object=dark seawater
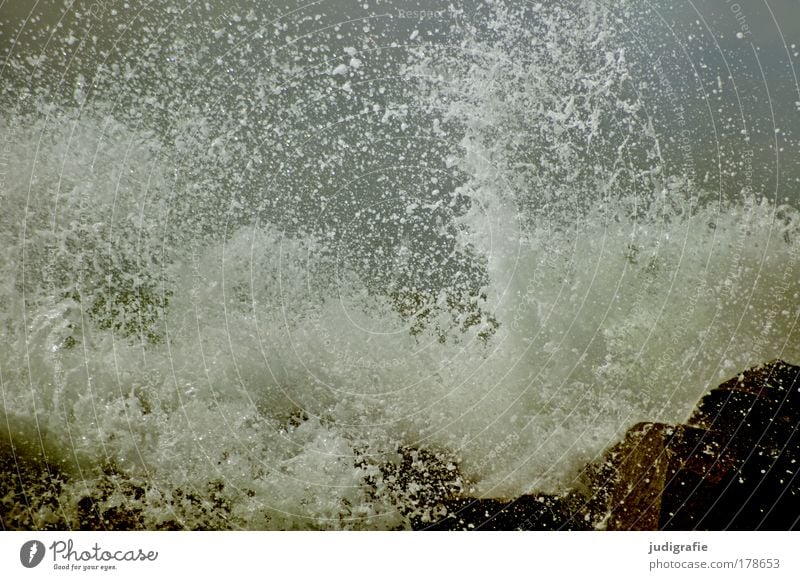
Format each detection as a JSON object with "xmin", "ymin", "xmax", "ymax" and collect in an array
[{"xmin": 1, "ymin": 0, "xmax": 799, "ymax": 529}]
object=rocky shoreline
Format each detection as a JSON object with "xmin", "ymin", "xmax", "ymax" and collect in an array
[
  {"xmin": 2, "ymin": 360, "xmax": 798, "ymax": 530},
  {"xmin": 419, "ymin": 360, "xmax": 800, "ymax": 530}
]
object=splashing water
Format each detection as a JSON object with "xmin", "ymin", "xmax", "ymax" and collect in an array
[{"xmin": 1, "ymin": 0, "xmax": 799, "ymax": 529}]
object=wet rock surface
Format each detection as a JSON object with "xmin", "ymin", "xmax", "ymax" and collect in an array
[
  {"xmin": 661, "ymin": 359, "xmax": 799, "ymax": 530},
  {"xmin": 591, "ymin": 360, "xmax": 800, "ymax": 530},
  {"xmin": 417, "ymin": 492, "xmax": 592, "ymax": 531},
  {"xmin": 421, "ymin": 360, "xmax": 800, "ymax": 531}
]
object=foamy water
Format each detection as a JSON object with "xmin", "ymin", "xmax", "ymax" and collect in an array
[{"xmin": 1, "ymin": 0, "xmax": 799, "ymax": 529}]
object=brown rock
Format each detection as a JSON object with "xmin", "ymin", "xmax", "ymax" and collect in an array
[
  {"xmin": 601, "ymin": 422, "xmax": 671, "ymax": 530},
  {"xmin": 598, "ymin": 360, "xmax": 800, "ymax": 530}
]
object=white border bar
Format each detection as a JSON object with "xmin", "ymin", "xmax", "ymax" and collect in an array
[{"xmin": 2, "ymin": 531, "xmax": 798, "ymax": 579}]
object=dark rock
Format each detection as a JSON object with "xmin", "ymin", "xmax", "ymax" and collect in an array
[
  {"xmin": 375, "ymin": 446, "xmax": 468, "ymax": 528},
  {"xmin": 415, "ymin": 492, "xmax": 592, "ymax": 530},
  {"xmin": 420, "ymin": 360, "xmax": 800, "ymax": 531},
  {"xmin": 0, "ymin": 414, "xmax": 71, "ymax": 530},
  {"xmin": 663, "ymin": 360, "xmax": 800, "ymax": 530},
  {"xmin": 597, "ymin": 360, "xmax": 800, "ymax": 530},
  {"xmin": 1, "ymin": 412, "xmax": 231, "ymax": 530},
  {"xmin": 586, "ymin": 421, "xmax": 674, "ymax": 530},
  {"xmin": 75, "ymin": 465, "xmax": 148, "ymax": 531}
]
